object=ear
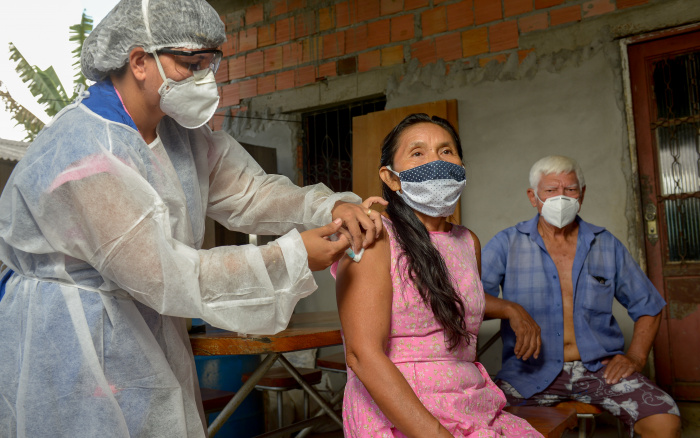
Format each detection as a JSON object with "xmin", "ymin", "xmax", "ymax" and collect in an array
[
  {"xmin": 379, "ymin": 166, "xmax": 401, "ymax": 192},
  {"xmin": 526, "ymin": 188, "xmax": 538, "ymax": 208},
  {"xmin": 579, "ymin": 186, "xmax": 586, "ymax": 206},
  {"xmin": 128, "ymin": 47, "xmax": 150, "ymax": 82}
]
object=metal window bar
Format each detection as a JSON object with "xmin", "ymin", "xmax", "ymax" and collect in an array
[
  {"xmin": 302, "ymin": 98, "xmax": 386, "ymax": 192},
  {"xmin": 651, "ymin": 52, "xmax": 700, "ymax": 262}
]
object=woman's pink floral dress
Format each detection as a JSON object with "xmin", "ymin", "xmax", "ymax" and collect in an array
[{"xmin": 341, "ymin": 216, "xmax": 542, "ymax": 437}]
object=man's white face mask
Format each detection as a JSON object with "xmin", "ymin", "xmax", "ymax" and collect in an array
[
  {"xmin": 153, "ymin": 54, "xmax": 220, "ymax": 129},
  {"xmin": 537, "ymin": 194, "xmax": 580, "ymax": 228}
]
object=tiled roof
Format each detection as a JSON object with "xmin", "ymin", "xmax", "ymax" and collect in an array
[{"xmin": 0, "ymin": 137, "xmax": 29, "ymax": 162}]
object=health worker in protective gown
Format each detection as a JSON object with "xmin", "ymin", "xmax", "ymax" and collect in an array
[{"xmin": 0, "ymin": 0, "xmax": 385, "ymax": 436}]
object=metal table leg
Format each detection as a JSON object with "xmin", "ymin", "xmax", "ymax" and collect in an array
[{"xmin": 208, "ymin": 353, "xmax": 280, "ymax": 437}]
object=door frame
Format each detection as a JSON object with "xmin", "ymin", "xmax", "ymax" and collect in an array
[{"xmin": 621, "ymin": 23, "xmax": 700, "ymax": 397}]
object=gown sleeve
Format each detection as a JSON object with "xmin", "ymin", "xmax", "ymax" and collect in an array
[
  {"xmin": 37, "ymin": 126, "xmax": 359, "ymax": 335},
  {"xmin": 205, "ymin": 130, "xmax": 361, "ymax": 235}
]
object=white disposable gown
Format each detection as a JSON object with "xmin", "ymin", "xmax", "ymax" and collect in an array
[{"xmin": 0, "ymin": 94, "xmax": 360, "ymax": 436}]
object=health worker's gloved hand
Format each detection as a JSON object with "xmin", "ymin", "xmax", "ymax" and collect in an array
[{"xmin": 301, "ymin": 219, "xmax": 351, "ymax": 271}]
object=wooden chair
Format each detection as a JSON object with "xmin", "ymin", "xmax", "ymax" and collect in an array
[
  {"xmin": 242, "ymin": 366, "xmax": 322, "ymax": 430},
  {"xmin": 505, "ymin": 405, "xmax": 577, "ymax": 438},
  {"xmin": 555, "ymin": 401, "xmax": 623, "ymax": 438},
  {"xmin": 316, "ymin": 351, "xmax": 347, "ymax": 374},
  {"xmin": 478, "ymin": 332, "xmax": 622, "ymax": 438}
]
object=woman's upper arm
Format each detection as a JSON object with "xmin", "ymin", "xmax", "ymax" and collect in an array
[
  {"xmin": 469, "ymin": 229, "xmax": 482, "ymax": 278},
  {"xmin": 335, "ymin": 231, "xmax": 393, "ymax": 357}
]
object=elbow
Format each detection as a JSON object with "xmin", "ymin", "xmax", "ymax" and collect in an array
[{"xmin": 345, "ymin": 345, "xmax": 384, "ymax": 377}]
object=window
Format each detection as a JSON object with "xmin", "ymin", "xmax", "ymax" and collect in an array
[{"xmin": 302, "ymin": 97, "xmax": 386, "ymax": 192}]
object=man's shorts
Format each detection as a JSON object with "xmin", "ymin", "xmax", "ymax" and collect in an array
[{"xmin": 496, "ymin": 361, "xmax": 680, "ymax": 437}]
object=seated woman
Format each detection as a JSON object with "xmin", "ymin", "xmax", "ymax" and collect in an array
[{"xmin": 334, "ymin": 113, "xmax": 542, "ymax": 437}]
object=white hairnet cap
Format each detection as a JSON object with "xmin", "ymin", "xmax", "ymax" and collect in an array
[{"xmin": 81, "ymin": 0, "xmax": 226, "ymax": 81}]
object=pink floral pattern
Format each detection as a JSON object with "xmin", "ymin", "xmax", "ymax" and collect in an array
[{"xmin": 342, "ymin": 217, "xmax": 542, "ymax": 437}]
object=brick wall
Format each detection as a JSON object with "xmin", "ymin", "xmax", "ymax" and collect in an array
[{"xmin": 212, "ymin": 0, "xmax": 650, "ymax": 130}]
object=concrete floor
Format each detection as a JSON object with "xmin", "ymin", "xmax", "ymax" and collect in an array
[{"xmin": 307, "ymin": 402, "xmax": 700, "ymax": 437}]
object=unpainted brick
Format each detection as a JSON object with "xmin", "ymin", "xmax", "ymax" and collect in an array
[
  {"xmin": 338, "ymin": 56, "xmax": 358, "ymax": 75},
  {"xmin": 276, "ymin": 70, "xmax": 295, "ymax": 90},
  {"xmin": 535, "ymin": 0, "xmax": 564, "ymax": 9},
  {"xmin": 550, "ymin": 5, "xmax": 581, "ymax": 26},
  {"xmin": 295, "ymin": 65, "xmax": 316, "ymax": 87},
  {"xmin": 519, "ymin": 13, "xmax": 548, "ymax": 33},
  {"xmin": 368, "ymin": 18, "xmax": 391, "ymax": 47},
  {"xmin": 246, "ymin": 51, "xmax": 264, "ymax": 76},
  {"xmin": 257, "ymin": 75, "xmax": 276, "ymax": 95},
  {"xmin": 345, "ymin": 25, "xmax": 368, "ymax": 53},
  {"xmin": 583, "ymin": 0, "xmax": 616, "ymax": 18},
  {"xmin": 421, "ymin": 6, "xmax": 447, "ymax": 37},
  {"xmin": 381, "ymin": 0, "xmax": 403, "ymax": 16},
  {"xmin": 474, "ymin": 0, "xmax": 502, "ymax": 25},
  {"xmin": 504, "ymin": 0, "xmax": 533, "ymax": 17},
  {"xmin": 229, "ymin": 57, "xmax": 246, "ymax": 80},
  {"xmin": 246, "ymin": 4, "xmax": 263, "ymax": 26},
  {"xmin": 435, "ymin": 32, "xmax": 462, "ymax": 62},
  {"xmin": 258, "ymin": 24, "xmax": 275, "ymax": 48},
  {"xmin": 461, "ymin": 27, "xmax": 488, "ymax": 57},
  {"xmin": 447, "ymin": 0, "xmax": 474, "ymax": 31},
  {"xmin": 411, "ymin": 39, "xmax": 436, "ymax": 65},
  {"xmin": 391, "ymin": 14, "xmax": 415, "ymax": 42},
  {"xmin": 358, "ymin": 49, "xmax": 381, "ymax": 72},
  {"xmin": 489, "ymin": 20, "xmax": 519, "ymax": 52},
  {"xmin": 381, "ymin": 45, "xmax": 404, "ymax": 66}
]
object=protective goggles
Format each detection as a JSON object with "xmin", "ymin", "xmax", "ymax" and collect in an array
[{"xmin": 156, "ymin": 48, "xmax": 223, "ymax": 74}]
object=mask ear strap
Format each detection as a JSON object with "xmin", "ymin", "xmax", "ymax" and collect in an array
[
  {"xmin": 151, "ymin": 53, "xmax": 170, "ymax": 89},
  {"xmin": 534, "ymin": 190, "xmax": 544, "ymax": 204},
  {"xmin": 384, "ymin": 165, "xmax": 402, "ymax": 193},
  {"xmin": 141, "ymin": 0, "xmax": 170, "ymax": 88}
]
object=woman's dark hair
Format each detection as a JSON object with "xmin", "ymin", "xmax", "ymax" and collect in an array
[{"xmin": 380, "ymin": 113, "xmax": 469, "ymax": 350}]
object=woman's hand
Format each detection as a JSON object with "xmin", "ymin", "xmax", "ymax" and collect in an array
[{"xmin": 331, "ymin": 196, "xmax": 388, "ymax": 253}]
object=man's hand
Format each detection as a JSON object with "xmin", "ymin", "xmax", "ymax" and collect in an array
[
  {"xmin": 602, "ymin": 353, "xmax": 645, "ymax": 384},
  {"xmin": 505, "ymin": 302, "xmax": 541, "ymax": 361},
  {"xmin": 301, "ymin": 219, "xmax": 351, "ymax": 271},
  {"xmin": 331, "ymin": 197, "xmax": 388, "ymax": 254}
]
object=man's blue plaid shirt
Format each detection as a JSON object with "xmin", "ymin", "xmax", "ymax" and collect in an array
[{"xmin": 481, "ymin": 214, "xmax": 666, "ymax": 399}]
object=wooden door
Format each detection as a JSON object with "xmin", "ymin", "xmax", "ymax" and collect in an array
[
  {"xmin": 352, "ymin": 100, "xmax": 460, "ymax": 224},
  {"xmin": 629, "ymin": 29, "xmax": 700, "ymax": 400}
]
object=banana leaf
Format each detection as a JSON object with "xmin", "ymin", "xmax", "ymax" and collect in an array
[
  {"xmin": 69, "ymin": 11, "xmax": 92, "ymax": 93},
  {"xmin": 0, "ymin": 83, "xmax": 44, "ymax": 141}
]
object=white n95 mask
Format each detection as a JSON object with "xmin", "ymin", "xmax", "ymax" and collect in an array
[
  {"xmin": 153, "ymin": 54, "xmax": 220, "ymax": 129},
  {"xmin": 539, "ymin": 195, "xmax": 580, "ymax": 228},
  {"xmin": 389, "ymin": 160, "xmax": 466, "ymax": 217}
]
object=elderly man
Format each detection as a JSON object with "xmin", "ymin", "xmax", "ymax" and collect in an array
[{"xmin": 481, "ymin": 156, "xmax": 681, "ymax": 437}]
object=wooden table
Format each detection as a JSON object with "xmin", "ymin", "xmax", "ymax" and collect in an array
[
  {"xmin": 190, "ymin": 311, "xmax": 343, "ymax": 437},
  {"xmin": 505, "ymin": 405, "xmax": 578, "ymax": 438}
]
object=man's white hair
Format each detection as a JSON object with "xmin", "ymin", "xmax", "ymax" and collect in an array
[{"xmin": 529, "ymin": 155, "xmax": 586, "ymax": 190}]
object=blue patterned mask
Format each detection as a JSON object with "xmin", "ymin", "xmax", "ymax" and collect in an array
[{"xmin": 388, "ymin": 160, "xmax": 466, "ymax": 217}]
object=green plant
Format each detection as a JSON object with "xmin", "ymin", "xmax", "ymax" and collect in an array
[{"xmin": 0, "ymin": 11, "xmax": 92, "ymax": 141}]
